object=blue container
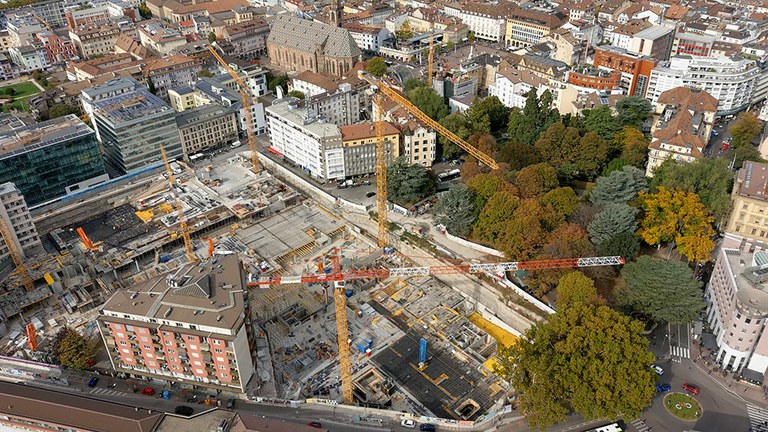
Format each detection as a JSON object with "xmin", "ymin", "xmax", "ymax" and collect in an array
[{"xmin": 345, "ymin": 289, "xmax": 354, "ymax": 298}]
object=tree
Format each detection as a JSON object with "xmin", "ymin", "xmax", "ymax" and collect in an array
[
  {"xmin": 730, "ymin": 111, "xmax": 764, "ymax": 148},
  {"xmin": 473, "ymin": 190, "xmax": 520, "ymax": 243},
  {"xmin": 616, "ymin": 96, "xmax": 653, "ymax": 129},
  {"xmin": 613, "ymin": 126, "xmax": 649, "ymax": 167},
  {"xmin": 468, "ymin": 31, "xmax": 475, "ymax": 43},
  {"xmin": 734, "ymin": 144, "xmax": 764, "ymax": 170},
  {"xmin": 138, "ymin": 2, "xmax": 152, "ymax": 19},
  {"xmin": 468, "ymin": 132, "xmax": 498, "ymax": 159},
  {"xmin": 439, "ymin": 113, "xmax": 473, "ymax": 159},
  {"xmin": 365, "ymin": 56, "xmax": 387, "ymax": 78},
  {"xmin": 197, "ymin": 69, "xmax": 213, "ymax": 78},
  {"xmin": 207, "ymin": 31, "xmax": 217, "ymax": 42},
  {"xmin": 499, "ymin": 140, "xmax": 540, "ymax": 170},
  {"xmin": 495, "ymin": 303, "xmax": 655, "ymax": 429},
  {"xmin": 587, "ymin": 203, "xmax": 639, "ymax": 245},
  {"xmin": 507, "ymin": 89, "xmax": 559, "ymax": 145},
  {"xmin": 534, "ymin": 123, "xmax": 610, "ymax": 180},
  {"xmin": 597, "ymin": 231, "xmax": 641, "ymax": 262},
  {"xmin": 466, "ymin": 173, "xmax": 513, "ymax": 212},
  {"xmin": 408, "ymin": 86, "xmax": 448, "ymax": 121},
  {"xmin": 650, "ymin": 158, "xmax": 732, "ymax": 224},
  {"xmin": 497, "ymin": 199, "xmax": 560, "ymax": 260},
  {"xmin": 446, "ymin": 40, "xmax": 454, "ymax": 50},
  {"xmin": 515, "ymin": 163, "xmax": 559, "ymax": 198},
  {"xmin": 433, "ymin": 184, "xmax": 475, "ymax": 236},
  {"xmin": 395, "ymin": 21, "xmax": 413, "ymax": 40},
  {"xmin": 637, "ymin": 187, "xmax": 716, "ymax": 263},
  {"xmin": 287, "ymin": 90, "xmax": 305, "ymax": 99},
  {"xmin": 404, "ymin": 78, "xmax": 426, "ymax": 93},
  {"xmin": 267, "ymin": 73, "xmax": 289, "ymax": 93},
  {"xmin": 387, "ymin": 157, "xmax": 436, "ymax": 206},
  {"xmin": 555, "ymin": 271, "xmax": 601, "ymax": 309},
  {"xmin": 541, "ymin": 187, "xmax": 578, "ymax": 217},
  {"xmin": 466, "ymin": 96, "xmax": 510, "ymax": 133},
  {"xmin": 46, "ymin": 103, "xmax": 79, "ymax": 120},
  {"xmin": 619, "ymin": 256, "xmax": 704, "ymax": 324},
  {"xmin": 601, "ymin": 158, "xmax": 631, "ymax": 176},
  {"xmin": 590, "ymin": 165, "xmax": 647, "ymax": 204},
  {"xmin": 6, "ymin": 87, "xmax": 15, "ymax": 96},
  {"xmin": 146, "ymin": 76, "xmax": 156, "ymax": 95},
  {"xmin": 582, "ymin": 106, "xmax": 619, "ymax": 140},
  {"xmin": 54, "ymin": 327, "xmax": 98, "ymax": 370},
  {"xmin": 529, "ymin": 223, "xmax": 595, "ymax": 295}
]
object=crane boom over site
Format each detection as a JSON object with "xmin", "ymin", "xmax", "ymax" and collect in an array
[
  {"xmin": 357, "ymin": 70, "xmax": 500, "ymax": 170},
  {"xmin": 248, "ymin": 255, "xmax": 625, "ymax": 286},
  {"xmin": 159, "ymin": 144, "xmax": 196, "ymax": 263}
]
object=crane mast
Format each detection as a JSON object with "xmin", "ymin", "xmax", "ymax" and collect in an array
[
  {"xmin": 427, "ymin": 33, "xmax": 434, "ymax": 88},
  {"xmin": 159, "ymin": 144, "xmax": 196, "ymax": 263},
  {"xmin": 373, "ymin": 94, "xmax": 389, "ymax": 248}
]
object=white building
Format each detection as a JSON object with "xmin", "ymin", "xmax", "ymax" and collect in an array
[
  {"xmin": 488, "ymin": 66, "xmax": 546, "ymax": 109},
  {"xmin": 0, "ymin": 182, "xmax": 42, "ymax": 264},
  {"xmin": 401, "ymin": 121, "xmax": 436, "ymax": 167},
  {"xmin": 8, "ymin": 45, "xmax": 48, "ymax": 72},
  {"xmin": 346, "ymin": 23, "xmax": 389, "ymax": 52},
  {"xmin": 265, "ymin": 99, "xmax": 343, "ymax": 180},
  {"xmin": 442, "ymin": 1, "xmax": 514, "ymax": 43},
  {"xmin": 646, "ymin": 56, "xmax": 761, "ymax": 116}
]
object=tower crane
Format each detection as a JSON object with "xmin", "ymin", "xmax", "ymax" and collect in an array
[
  {"xmin": 207, "ymin": 45, "xmax": 260, "ymax": 171},
  {"xmin": 427, "ymin": 33, "xmax": 434, "ymax": 88},
  {"xmin": 0, "ymin": 217, "xmax": 34, "ymax": 292},
  {"xmin": 248, "ymin": 252, "xmax": 624, "ymax": 405},
  {"xmin": 159, "ymin": 144, "xmax": 195, "ymax": 263},
  {"xmin": 373, "ymin": 95, "xmax": 388, "ymax": 248}
]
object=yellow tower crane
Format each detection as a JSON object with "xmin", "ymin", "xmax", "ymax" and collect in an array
[
  {"xmin": 373, "ymin": 95, "xmax": 389, "ymax": 248},
  {"xmin": 427, "ymin": 33, "xmax": 434, "ymax": 88},
  {"xmin": 207, "ymin": 45, "xmax": 261, "ymax": 172},
  {"xmin": 159, "ymin": 144, "xmax": 195, "ymax": 263},
  {"xmin": 0, "ymin": 218, "xmax": 34, "ymax": 292}
]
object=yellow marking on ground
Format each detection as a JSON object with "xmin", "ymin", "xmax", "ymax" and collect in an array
[
  {"xmin": 316, "ymin": 205, "xmax": 339, "ymax": 220},
  {"xmin": 482, "ymin": 356, "xmax": 500, "ymax": 375},
  {"xmin": 489, "ymin": 382, "xmax": 504, "ymax": 396},
  {"xmin": 468, "ymin": 312, "xmax": 518, "ymax": 348},
  {"xmin": 411, "ymin": 363, "xmax": 455, "ymax": 399}
]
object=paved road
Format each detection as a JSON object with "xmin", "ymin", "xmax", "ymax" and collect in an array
[{"xmin": 667, "ymin": 323, "xmax": 691, "ymax": 361}]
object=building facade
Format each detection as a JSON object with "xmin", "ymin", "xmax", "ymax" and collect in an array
[
  {"xmin": 593, "ymin": 45, "xmax": 657, "ymax": 97},
  {"xmin": 223, "ymin": 18, "xmax": 269, "ymax": 59},
  {"xmin": 92, "ymin": 88, "xmax": 184, "ymax": 173},
  {"xmin": 443, "ymin": 1, "xmax": 514, "ymax": 43},
  {"xmin": 0, "ymin": 182, "xmax": 42, "ymax": 269},
  {"xmin": 98, "ymin": 254, "xmax": 256, "ymax": 392},
  {"xmin": 705, "ymin": 232, "xmax": 768, "ymax": 378},
  {"xmin": 672, "ymin": 32, "xmax": 716, "ymax": 58},
  {"xmin": 144, "ymin": 54, "xmax": 203, "ymax": 99},
  {"xmin": 69, "ymin": 23, "xmax": 121, "ymax": 58},
  {"xmin": 726, "ymin": 161, "xmax": 768, "ymax": 242},
  {"xmin": 175, "ymin": 105, "xmax": 238, "ymax": 156},
  {"xmin": 504, "ymin": 8, "xmax": 565, "ymax": 48},
  {"xmin": 0, "ymin": 115, "xmax": 107, "ymax": 206},
  {"xmin": 646, "ymin": 56, "xmax": 760, "ymax": 116},
  {"xmin": 488, "ymin": 66, "xmax": 545, "ymax": 109},
  {"xmin": 339, "ymin": 121, "xmax": 400, "ymax": 177},
  {"xmin": 630, "ymin": 26, "xmax": 674, "ymax": 61},
  {"xmin": 400, "ymin": 121, "xmax": 436, "ymax": 167}
]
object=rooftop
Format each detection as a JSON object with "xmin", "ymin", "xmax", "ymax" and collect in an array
[
  {"xmin": 94, "ymin": 88, "xmax": 174, "ymax": 124},
  {"xmin": 723, "ymin": 246, "xmax": 768, "ymax": 318},
  {"xmin": 266, "ymin": 99, "xmax": 340, "ymax": 139},
  {"xmin": 657, "ymin": 86, "xmax": 718, "ymax": 113},
  {"xmin": 102, "ymin": 254, "xmax": 247, "ymax": 332},
  {"xmin": 267, "ymin": 14, "xmax": 361, "ymax": 59},
  {"xmin": 0, "ymin": 114, "xmax": 95, "ymax": 160},
  {"xmin": 736, "ymin": 161, "xmax": 768, "ymax": 201},
  {"xmin": 340, "ymin": 121, "xmax": 399, "ymax": 141},
  {"xmin": 175, "ymin": 104, "xmax": 236, "ymax": 129},
  {"xmin": 634, "ymin": 25, "xmax": 673, "ymax": 40}
]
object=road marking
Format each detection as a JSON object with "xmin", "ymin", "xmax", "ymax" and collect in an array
[
  {"xmin": 747, "ymin": 403, "xmax": 768, "ymax": 431},
  {"xmin": 629, "ymin": 418, "xmax": 651, "ymax": 432},
  {"xmin": 90, "ymin": 388, "xmax": 129, "ymax": 397},
  {"xmin": 670, "ymin": 345, "xmax": 690, "ymax": 359}
]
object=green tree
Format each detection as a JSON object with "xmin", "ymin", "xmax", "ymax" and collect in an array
[
  {"xmin": 55, "ymin": 327, "xmax": 98, "ymax": 370},
  {"xmin": 407, "ymin": 86, "xmax": 448, "ymax": 121},
  {"xmin": 597, "ymin": 231, "xmax": 641, "ymax": 262},
  {"xmin": 495, "ymin": 303, "xmax": 655, "ymax": 429},
  {"xmin": 535, "ymin": 123, "xmax": 609, "ymax": 180},
  {"xmin": 197, "ymin": 69, "xmax": 213, "ymax": 78},
  {"xmin": 497, "ymin": 198, "xmax": 561, "ymax": 259},
  {"xmin": 466, "ymin": 96, "xmax": 510, "ymax": 133},
  {"xmin": 395, "ymin": 21, "xmax": 413, "ymax": 40},
  {"xmin": 473, "ymin": 190, "xmax": 520, "ymax": 243},
  {"xmin": 619, "ymin": 256, "xmax": 704, "ymax": 324},
  {"xmin": 730, "ymin": 111, "xmax": 764, "ymax": 148},
  {"xmin": 507, "ymin": 89, "xmax": 559, "ymax": 145},
  {"xmin": 734, "ymin": 144, "xmax": 764, "ymax": 170},
  {"xmin": 46, "ymin": 103, "xmax": 79, "ymax": 120},
  {"xmin": 590, "ymin": 165, "xmax": 647, "ymax": 204},
  {"xmin": 650, "ymin": 158, "xmax": 733, "ymax": 224},
  {"xmin": 499, "ymin": 140, "xmax": 541, "ymax": 170},
  {"xmin": 541, "ymin": 187, "xmax": 578, "ymax": 217},
  {"xmin": 146, "ymin": 76, "xmax": 156, "ymax": 95},
  {"xmin": 468, "ymin": 31, "xmax": 475, "ymax": 42},
  {"xmin": 466, "ymin": 173, "xmax": 513, "ymax": 212},
  {"xmin": 433, "ymin": 184, "xmax": 475, "ymax": 236},
  {"xmin": 515, "ymin": 162, "xmax": 558, "ymax": 198},
  {"xmin": 587, "ymin": 203, "xmax": 638, "ymax": 245},
  {"xmin": 601, "ymin": 158, "xmax": 631, "ymax": 176},
  {"xmin": 6, "ymin": 87, "xmax": 15, "ymax": 96},
  {"xmin": 404, "ymin": 78, "xmax": 426, "ymax": 93},
  {"xmin": 267, "ymin": 73, "xmax": 289, "ymax": 93},
  {"xmin": 207, "ymin": 31, "xmax": 217, "ymax": 42},
  {"xmin": 287, "ymin": 90, "xmax": 305, "ymax": 99},
  {"xmin": 138, "ymin": 2, "xmax": 152, "ymax": 19},
  {"xmin": 446, "ymin": 40, "xmax": 454, "ymax": 50},
  {"xmin": 365, "ymin": 56, "xmax": 387, "ymax": 78},
  {"xmin": 439, "ymin": 113, "xmax": 473, "ymax": 159},
  {"xmin": 582, "ymin": 106, "xmax": 619, "ymax": 140},
  {"xmin": 613, "ymin": 127, "xmax": 649, "ymax": 167},
  {"xmin": 387, "ymin": 157, "xmax": 436, "ymax": 206},
  {"xmin": 555, "ymin": 271, "xmax": 601, "ymax": 309},
  {"xmin": 616, "ymin": 96, "xmax": 653, "ymax": 129}
]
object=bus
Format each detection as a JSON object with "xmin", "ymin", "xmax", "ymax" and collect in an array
[
  {"xmin": 437, "ymin": 168, "xmax": 461, "ymax": 182},
  {"xmin": 584, "ymin": 422, "xmax": 625, "ymax": 432}
]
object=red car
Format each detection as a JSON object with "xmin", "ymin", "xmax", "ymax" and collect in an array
[
  {"xmin": 141, "ymin": 387, "xmax": 156, "ymax": 396},
  {"xmin": 308, "ymin": 422, "xmax": 322, "ymax": 428},
  {"xmin": 683, "ymin": 383, "xmax": 699, "ymax": 395}
]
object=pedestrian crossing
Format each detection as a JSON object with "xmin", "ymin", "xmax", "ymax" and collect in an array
[
  {"xmin": 747, "ymin": 403, "xmax": 768, "ymax": 432},
  {"xmin": 670, "ymin": 345, "xmax": 690, "ymax": 359},
  {"xmin": 89, "ymin": 387, "xmax": 129, "ymax": 397},
  {"xmin": 629, "ymin": 418, "xmax": 651, "ymax": 432}
]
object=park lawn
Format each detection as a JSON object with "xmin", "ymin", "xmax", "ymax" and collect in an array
[{"xmin": 0, "ymin": 82, "xmax": 40, "ymax": 98}]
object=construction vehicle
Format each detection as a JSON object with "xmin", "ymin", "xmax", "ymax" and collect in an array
[
  {"xmin": 249, "ymin": 252, "xmax": 624, "ymax": 404},
  {"xmin": 159, "ymin": 144, "xmax": 195, "ymax": 263},
  {"xmin": 207, "ymin": 45, "xmax": 260, "ymax": 171},
  {"xmin": 26, "ymin": 322, "xmax": 37, "ymax": 351}
]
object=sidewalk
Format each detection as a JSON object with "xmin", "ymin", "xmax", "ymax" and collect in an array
[{"xmin": 690, "ymin": 341, "xmax": 766, "ymax": 405}]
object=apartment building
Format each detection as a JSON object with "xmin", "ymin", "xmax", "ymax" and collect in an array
[
  {"xmin": 645, "ymin": 86, "xmax": 717, "ymax": 176},
  {"xmin": 672, "ymin": 32, "xmax": 716, "ymax": 58},
  {"xmin": 346, "ymin": 22, "xmax": 389, "ymax": 52},
  {"xmin": 144, "ymin": 54, "xmax": 202, "ymax": 99},
  {"xmin": 69, "ymin": 23, "xmax": 120, "ymax": 58},
  {"xmin": 504, "ymin": 8, "xmax": 565, "ymax": 48},
  {"xmin": 400, "ymin": 121, "xmax": 436, "ymax": 167},
  {"xmin": 92, "ymin": 87, "xmax": 183, "ymax": 174},
  {"xmin": 726, "ymin": 161, "xmax": 768, "ymax": 242},
  {"xmin": 65, "ymin": 5, "xmax": 110, "ymax": 30},
  {"xmin": 705, "ymin": 232, "xmax": 768, "ymax": 379},
  {"xmin": 0, "ymin": 182, "xmax": 42, "ymax": 268},
  {"xmin": 137, "ymin": 20, "xmax": 187, "ymax": 56},
  {"xmin": 222, "ymin": 18, "xmax": 269, "ymax": 59},
  {"xmin": 8, "ymin": 44, "xmax": 49, "ymax": 72},
  {"xmin": 176, "ymin": 105, "xmax": 238, "ymax": 156},
  {"xmin": 488, "ymin": 66, "xmax": 546, "ymax": 109},
  {"xmin": 0, "ymin": 115, "xmax": 107, "ymax": 206},
  {"xmin": 646, "ymin": 56, "xmax": 761, "ymax": 116},
  {"xmin": 6, "ymin": 14, "xmax": 46, "ymax": 46},
  {"xmin": 36, "ymin": 32, "xmax": 77, "ymax": 63},
  {"xmin": 593, "ymin": 45, "xmax": 657, "ymax": 97},
  {"xmin": 443, "ymin": 1, "xmax": 515, "ymax": 43},
  {"xmin": 289, "ymin": 71, "xmax": 368, "ymax": 126},
  {"xmin": 339, "ymin": 121, "xmax": 400, "ymax": 177},
  {"xmin": 192, "ymin": 74, "xmax": 267, "ymax": 136},
  {"xmin": 98, "ymin": 254, "xmax": 256, "ymax": 392},
  {"xmin": 630, "ymin": 26, "xmax": 674, "ymax": 61},
  {"xmin": 565, "ymin": 67, "xmax": 622, "ymax": 93}
]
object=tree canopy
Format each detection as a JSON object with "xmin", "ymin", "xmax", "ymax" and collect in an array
[
  {"xmin": 583, "ymin": 106, "xmax": 619, "ymax": 140},
  {"xmin": 408, "ymin": 87, "xmax": 449, "ymax": 121},
  {"xmin": 534, "ymin": 123, "xmax": 610, "ymax": 180},
  {"xmin": 730, "ymin": 111, "xmax": 764, "ymax": 148},
  {"xmin": 287, "ymin": 90, "xmax": 305, "ymax": 99},
  {"xmin": 587, "ymin": 203, "xmax": 639, "ymax": 245},
  {"xmin": 541, "ymin": 187, "xmax": 578, "ymax": 217},
  {"xmin": 619, "ymin": 256, "xmax": 704, "ymax": 324},
  {"xmin": 439, "ymin": 113, "xmax": 474, "ymax": 159},
  {"xmin": 466, "ymin": 96, "xmax": 510, "ymax": 133},
  {"xmin": 387, "ymin": 157, "xmax": 436, "ymax": 206},
  {"xmin": 473, "ymin": 190, "xmax": 520, "ymax": 244},
  {"xmin": 590, "ymin": 165, "xmax": 647, "ymax": 204},
  {"xmin": 365, "ymin": 57, "xmax": 387, "ymax": 78},
  {"xmin": 495, "ymin": 302, "xmax": 655, "ymax": 429},
  {"xmin": 616, "ymin": 96, "xmax": 653, "ymax": 129},
  {"xmin": 555, "ymin": 271, "xmax": 601, "ymax": 309},
  {"xmin": 499, "ymin": 140, "xmax": 541, "ymax": 171},
  {"xmin": 515, "ymin": 163, "xmax": 558, "ymax": 198},
  {"xmin": 613, "ymin": 127, "xmax": 649, "ymax": 167},
  {"xmin": 54, "ymin": 327, "xmax": 98, "ymax": 370},
  {"xmin": 404, "ymin": 78, "xmax": 426, "ymax": 93},
  {"xmin": 395, "ymin": 21, "xmax": 413, "ymax": 40},
  {"xmin": 597, "ymin": 231, "xmax": 641, "ymax": 262},
  {"xmin": 507, "ymin": 89, "xmax": 559, "ymax": 145},
  {"xmin": 433, "ymin": 184, "xmax": 475, "ymax": 236}
]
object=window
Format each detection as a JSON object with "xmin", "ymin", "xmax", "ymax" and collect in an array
[{"xmin": 746, "ymin": 318, "xmax": 752, "ymax": 324}]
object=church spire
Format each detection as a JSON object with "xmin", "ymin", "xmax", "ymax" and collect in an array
[{"xmin": 329, "ymin": 0, "xmax": 342, "ymax": 27}]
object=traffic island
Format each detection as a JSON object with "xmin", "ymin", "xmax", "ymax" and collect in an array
[{"xmin": 664, "ymin": 393, "xmax": 702, "ymax": 420}]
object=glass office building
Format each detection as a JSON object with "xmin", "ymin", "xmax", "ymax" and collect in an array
[{"xmin": 0, "ymin": 114, "xmax": 107, "ymax": 206}]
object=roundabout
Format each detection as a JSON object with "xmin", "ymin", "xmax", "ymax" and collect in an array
[{"xmin": 664, "ymin": 392, "xmax": 702, "ymax": 421}]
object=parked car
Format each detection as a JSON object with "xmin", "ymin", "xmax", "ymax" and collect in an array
[
  {"xmin": 683, "ymin": 383, "xmax": 699, "ymax": 395},
  {"xmin": 141, "ymin": 387, "xmax": 156, "ymax": 396},
  {"xmin": 308, "ymin": 422, "xmax": 323, "ymax": 428},
  {"xmin": 419, "ymin": 424, "xmax": 436, "ymax": 432},
  {"xmin": 651, "ymin": 365, "xmax": 664, "ymax": 375},
  {"xmin": 365, "ymin": 191, "xmax": 376, "ymax": 198},
  {"xmin": 174, "ymin": 405, "xmax": 194, "ymax": 416},
  {"xmin": 656, "ymin": 383, "xmax": 671, "ymax": 393},
  {"xmin": 401, "ymin": 419, "xmax": 416, "ymax": 428},
  {"xmin": 87, "ymin": 377, "xmax": 99, "ymax": 388}
]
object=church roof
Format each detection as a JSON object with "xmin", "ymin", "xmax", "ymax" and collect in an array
[{"xmin": 267, "ymin": 14, "xmax": 361, "ymax": 59}]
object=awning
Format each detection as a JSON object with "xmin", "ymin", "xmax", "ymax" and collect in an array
[
  {"xmin": 267, "ymin": 147, "xmax": 283, "ymax": 156},
  {"xmin": 702, "ymin": 332, "xmax": 718, "ymax": 351},
  {"xmin": 740, "ymin": 368, "xmax": 764, "ymax": 385}
]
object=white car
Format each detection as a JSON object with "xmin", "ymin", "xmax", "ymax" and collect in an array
[
  {"xmin": 401, "ymin": 419, "xmax": 416, "ymax": 428},
  {"xmin": 651, "ymin": 365, "xmax": 664, "ymax": 375}
]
